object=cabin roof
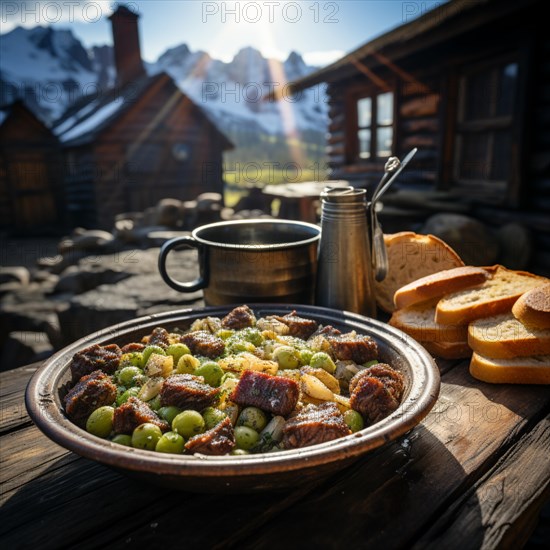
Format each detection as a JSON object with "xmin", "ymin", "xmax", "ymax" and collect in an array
[
  {"xmin": 279, "ymin": 0, "xmax": 536, "ymax": 95},
  {"xmin": 51, "ymin": 72, "xmax": 233, "ymax": 149}
]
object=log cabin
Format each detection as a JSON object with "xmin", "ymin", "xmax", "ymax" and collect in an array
[
  {"xmin": 284, "ymin": 0, "xmax": 550, "ymax": 275},
  {"xmin": 51, "ymin": 5, "xmax": 233, "ymax": 229},
  {"xmin": 0, "ymin": 100, "xmax": 63, "ymax": 233}
]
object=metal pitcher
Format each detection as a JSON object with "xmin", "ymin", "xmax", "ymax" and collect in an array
[{"xmin": 315, "ymin": 186, "xmax": 377, "ymax": 318}]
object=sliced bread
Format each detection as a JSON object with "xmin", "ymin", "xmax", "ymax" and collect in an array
[
  {"xmin": 512, "ymin": 283, "xmax": 550, "ymax": 329},
  {"xmin": 375, "ymin": 232, "xmax": 464, "ymax": 313},
  {"xmin": 421, "ymin": 340, "xmax": 472, "ymax": 360},
  {"xmin": 468, "ymin": 312, "xmax": 550, "ymax": 358},
  {"xmin": 393, "ymin": 266, "xmax": 489, "ymax": 309},
  {"xmin": 435, "ymin": 265, "xmax": 549, "ymax": 325},
  {"xmin": 470, "ymin": 352, "xmax": 550, "ymax": 384},
  {"xmin": 389, "ymin": 301, "xmax": 468, "ymax": 343}
]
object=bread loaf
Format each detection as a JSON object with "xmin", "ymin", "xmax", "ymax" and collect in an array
[
  {"xmin": 389, "ymin": 301, "xmax": 468, "ymax": 343},
  {"xmin": 375, "ymin": 232, "xmax": 464, "ymax": 313},
  {"xmin": 393, "ymin": 266, "xmax": 489, "ymax": 309},
  {"xmin": 435, "ymin": 266, "xmax": 548, "ymax": 325},
  {"xmin": 470, "ymin": 352, "xmax": 550, "ymax": 384},
  {"xmin": 512, "ymin": 283, "xmax": 550, "ymax": 329},
  {"xmin": 468, "ymin": 313, "xmax": 550, "ymax": 358}
]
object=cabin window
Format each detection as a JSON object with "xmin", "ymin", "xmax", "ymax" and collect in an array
[
  {"xmin": 126, "ymin": 143, "xmax": 163, "ymax": 173},
  {"xmin": 356, "ymin": 91, "xmax": 394, "ymax": 160},
  {"xmin": 454, "ymin": 60, "xmax": 519, "ymax": 191}
]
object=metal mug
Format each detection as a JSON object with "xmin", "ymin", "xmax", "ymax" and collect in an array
[{"xmin": 158, "ymin": 219, "xmax": 321, "ymax": 305}]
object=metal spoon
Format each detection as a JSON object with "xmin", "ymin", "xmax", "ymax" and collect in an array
[{"xmin": 370, "ymin": 148, "xmax": 418, "ymax": 282}]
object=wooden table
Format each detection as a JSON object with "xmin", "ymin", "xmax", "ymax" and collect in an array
[
  {"xmin": 1, "ymin": 358, "xmax": 549, "ymax": 548},
  {"xmin": 263, "ymin": 181, "xmax": 349, "ymax": 222}
]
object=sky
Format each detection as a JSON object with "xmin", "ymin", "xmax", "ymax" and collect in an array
[{"xmin": 0, "ymin": 0, "xmax": 444, "ymax": 65}]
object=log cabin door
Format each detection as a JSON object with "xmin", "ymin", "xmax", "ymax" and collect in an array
[{"xmin": 8, "ymin": 152, "xmax": 57, "ymax": 230}]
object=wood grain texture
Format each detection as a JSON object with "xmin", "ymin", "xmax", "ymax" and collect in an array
[{"xmin": 1, "ymin": 357, "xmax": 548, "ymax": 549}]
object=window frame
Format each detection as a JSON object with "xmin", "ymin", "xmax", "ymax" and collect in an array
[
  {"xmin": 449, "ymin": 50, "xmax": 528, "ymax": 206},
  {"xmin": 346, "ymin": 85, "xmax": 396, "ymax": 164}
]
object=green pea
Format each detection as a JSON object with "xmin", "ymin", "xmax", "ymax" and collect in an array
[
  {"xmin": 117, "ymin": 366, "xmax": 143, "ymax": 387},
  {"xmin": 363, "ymin": 359, "xmax": 379, "ymax": 368},
  {"xmin": 176, "ymin": 354, "xmax": 200, "ymax": 374},
  {"xmin": 310, "ymin": 352, "xmax": 337, "ymax": 374},
  {"xmin": 228, "ymin": 339, "xmax": 255, "ymax": 354},
  {"xmin": 166, "ymin": 343, "xmax": 190, "ymax": 363},
  {"xmin": 195, "ymin": 361, "xmax": 224, "ymax": 387},
  {"xmin": 120, "ymin": 352, "xmax": 143, "ymax": 367},
  {"xmin": 216, "ymin": 329, "xmax": 235, "ymax": 340},
  {"xmin": 299, "ymin": 349, "xmax": 314, "ymax": 365},
  {"xmin": 86, "ymin": 406, "xmax": 115, "ymax": 438},
  {"xmin": 148, "ymin": 395, "xmax": 162, "ymax": 411},
  {"xmin": 234, "ymin": 426, "xmax": 260, "ymax": 450},
  {"xmin": 112, "ymin": 434, "xmax": 132, "ymax": 447},
  {"xmin": 131, "ymin": 423, "xmax": 163, "ymax": 450},
  {"xmin": 158, "ymin": 406, "xmax": 183, "ymax": 425},
  {"xmin": 241, "ymin": 327, "xmax": 263, "ymax": 346},
  {"xmin": 344, "ymin": 410, "xmax": 364, "ymax": 433},
  {"xmin": 155, "ymin": 431, "xmax": 185, "ymax": 454},
  {"xmin": 142, "ymin": 345, "xmax": 166, "ymax": 366},
  {"xmin": 172, "ymin": 410, "xmax": 205, "ymax": 438},
  {"xmin": 273, "ymin": 345, "xmax": 300, "ymax": 369},
  {"xmin": 116, "ymin": 386, "xmax": 140, "ymax": 406},
  {"xmin": 237, "ymin": 407, "xmax": 268, "ymax": 432},
  {"xmin": 202, "ymin": 407, "xmax": 227, "ymax": 430}
]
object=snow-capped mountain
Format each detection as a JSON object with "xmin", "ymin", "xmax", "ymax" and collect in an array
[{"xmin": 0, "ymin": 26, "xmax": 327, "ymax": 141}]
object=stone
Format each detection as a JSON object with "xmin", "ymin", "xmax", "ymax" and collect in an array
[
  {"xmin": 156, "ymin": 198, "xmax": 184, "ymax": 227},
  {"xmin": 58, "ymin": 229, "xmax": 115, "ymax": 254},
  {"xmin": 54, "ymin": 266, "xmax": 132, "ymax": 295},
  {"xmin": 0, "ymin": 266, "xmax": 30, "ymax": 286},
  {"xmin": 422, "ymin": 213, "xmax": 500, "ymax": 266},
  {"xmin": 496, "ymin": 223, "xmax": 532, "ymax": 270}
]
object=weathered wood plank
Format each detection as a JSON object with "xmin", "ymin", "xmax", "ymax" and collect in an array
[
  {"xmin": 412, "ymin": 414, "xmax": 550, "ymax": 549},
  {"xmin": 237, "ymin": 367, "xmax": 550, "ymax": 549},
  {"xmin": 400, "ymin": 94, "xmax": 440, "ymax": 118},
  {"xmin": 401, "ymin": 117, "xmax": 439, "ymax": 134}
]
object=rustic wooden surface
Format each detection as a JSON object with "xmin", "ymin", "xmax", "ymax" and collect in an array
[{"xmin": 1, "ymin": 358, "xmax": 549, "ymax": 549}]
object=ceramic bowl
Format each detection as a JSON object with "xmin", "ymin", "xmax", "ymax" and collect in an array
[{"xmin": 26, "ymin": 305, "xmax": 440, "ymax": 492}]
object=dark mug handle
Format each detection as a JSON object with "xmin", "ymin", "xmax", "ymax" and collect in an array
[{"xmin": 158, "ymin": 236, "xmax": 207, "ymax": 292}]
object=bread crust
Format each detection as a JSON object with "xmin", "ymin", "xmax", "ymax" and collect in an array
[
  {"xmin": 468, "ymin": 313, "xmax": 550, "ymax": 358},
  {"xmin": 421, "ymin": 340, "xmax": 472, "ymax": 360},
  {"xmin": 394, "ymin": 266, "xmax": 489, "ymax": 309},
  {"xmin": 375, "ymin": 232, "xmax": 464, "ymax": 313},
  {"xmin": 469, "ymin": 352, "xmax": 550, "ymax": 384},
  {"xmin": 435, "ymin": 266, "xmax": 549, "ymax": 325},
  {"xmin": 512, "ymin": 283, "xmax": 550, "ymax": 329}
]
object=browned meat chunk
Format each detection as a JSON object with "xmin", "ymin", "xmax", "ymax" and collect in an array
[
  {"xmin": 121, "ymin": 342, "xmax": 145, "ymax": 354},
  {"xmin": 113, "ymin": 396, "xmax": 169, "ymax": 434},
  {"xmin": 146, "ymin": 327, "xmax": 171, "ymax": 349},
  {"xmin": 282, "ymin": 402, "xmax": 351, "ymax": 449},
  {"xmin": 180, "ymin": 331, "xmax": 225, "ymax": 358},
  {"xmin": 221, "ymin": 305, "xmax": 256, "ymax": 330},
  {"xmin": 272, "ymin": 311, "xmax": 319, "ymax": 339},
  {"xmin": 160, "ymin": 374, "xmax": 220, "ymax": 410},
  {"xmin": 185, "ymin": 416, "xmax": 235, "ymax": 455},
  {"xmin": 230, "ymin": 370, "xmax": 299, "ymax": 416},
  {"xmin": 64, "ymin": 370, "xmax": 117, "ymax": 427},
  {"xmin": 327, "ymin": 332, "xmax": 378, "ymax": 364},
  {"xmin": 69, "ymin": 343, "xmax": 122, "ymax": 383},
  {"xmin": 349, "ymin": 364, "xmax": 405, "ymax": 424}
]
